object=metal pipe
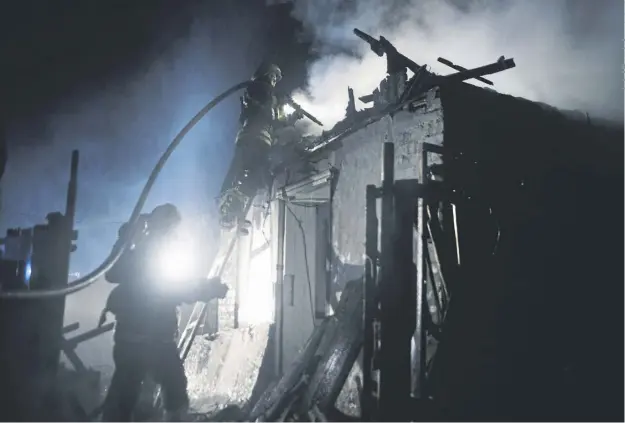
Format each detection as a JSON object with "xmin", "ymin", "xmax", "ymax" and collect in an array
[{"xmin": 274, "ymin": 197, "xmax": 287, "ymax": 377}]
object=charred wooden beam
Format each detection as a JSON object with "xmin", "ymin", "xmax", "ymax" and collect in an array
[
  {"xmin": 437, "ymin": 57, "xmax": 494, "ymax": 86},
  {"xmin": 249, "ymin": 319, "xmax": 330, "ymax": 420},
  {"xmin": 62, "ymin": 322, "xmax": 80, "ymax": 334},
  {"xmin": 61, "ymin": 343, "xmax": 87, "ymax": 374},
  {"xmin": 64, "ymin": 322, "xmax": 114, "ymax": 348},
  {"xmin": 302, "ymin": 279, "xmax": 364, "ymax": 413}
]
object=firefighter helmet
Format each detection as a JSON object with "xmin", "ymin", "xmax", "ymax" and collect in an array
[
  {"xmin": 149, "ymin": 203, "xmax": 181, "ymax": 230},
  {"xmin": 252, "ymin": 62, "xmax": 282, "ymax": 84}
]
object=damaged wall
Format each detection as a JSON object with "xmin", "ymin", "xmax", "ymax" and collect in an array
[
  {"xmin": 198, "ymin": 77, "xmax": 622, "ymax": 418},
  {"xmin": 271, "ymin": 79, "xmax": 622, "ymax": 419},
  {"xmin": 330, "ymin": 93, "xmax": 444, "ymax": 297}
]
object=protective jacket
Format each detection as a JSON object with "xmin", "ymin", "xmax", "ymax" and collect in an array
[
  {"xmin": 236, "ymin": 79, "xmax": 299, "ymax": 148},
  {"xmin": 236, "ymin": 78, "xmax": 281, "ymax": 147}
]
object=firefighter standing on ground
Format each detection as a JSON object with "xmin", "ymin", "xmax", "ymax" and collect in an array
[
  {"xmin": 218, "ymin": 62, "xmax": 304, "ymax": 230},
  {"xmin": 99, "ymin": 203, "xmax": 229, "ymax": 421}
]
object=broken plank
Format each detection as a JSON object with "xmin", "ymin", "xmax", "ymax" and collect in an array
[
  {"xmin": 62, "ymin": 322, "xmax": 80, "ymax": 334},
  {"xmin": 64, "ymin": 323, "xmax": 114, "ymax": 348}
]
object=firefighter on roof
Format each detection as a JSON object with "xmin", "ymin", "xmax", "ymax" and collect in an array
[
  {"xmin": 100, "ymin": 203, "xmax": 229, "ymax": 422},
  {"xmin": 218, "ymin": 62, "xmax": 304, "ymax": 231}
]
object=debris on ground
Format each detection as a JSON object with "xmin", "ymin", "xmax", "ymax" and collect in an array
[{"xmin": 185, "ymin": 323, "xmax": 272, "ymax": 414}]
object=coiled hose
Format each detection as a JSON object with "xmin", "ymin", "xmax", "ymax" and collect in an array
[{"xmin": 0, "ymin": 80, "xmax": 250, "ymax": 300}]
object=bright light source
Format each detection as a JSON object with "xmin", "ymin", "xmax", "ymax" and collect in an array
[
  {"xmin": 24, "ymin": 259, "xmax": 32, "ymax": 285},
  {"xmin": 282, "ymin": 103, "xmax": 296, "ymax": 116},
  {"xmin": 152, "ymin": 238, "xmax": 200, "ymax": 288}
]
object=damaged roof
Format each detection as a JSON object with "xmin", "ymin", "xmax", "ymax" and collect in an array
[{"xmin": 300, "ymin": 79, "xmax": 622, "ymax": 166}]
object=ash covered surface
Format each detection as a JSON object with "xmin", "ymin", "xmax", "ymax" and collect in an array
[
  {"xmin": 335, "ymin": 353, "xmax": 362, "ymax": 418},
  {"xmin": 184, "ymin": 323, "xmax": 271, "ymax": 414}
]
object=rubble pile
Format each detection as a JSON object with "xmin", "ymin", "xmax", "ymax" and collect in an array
[{"xmin": 184, "ymin": 323, "xmax": 272, "ymax": 414}]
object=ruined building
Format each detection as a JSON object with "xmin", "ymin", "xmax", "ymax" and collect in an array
[
  {"xmin": 1, "ymin": 28, "xmax": 621, "ymax": 420},
  {"xmin": 183, "ymin": 52, "xmax": 623, "ymax": 420}
]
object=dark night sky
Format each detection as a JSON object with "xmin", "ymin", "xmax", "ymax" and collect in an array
[{"xmin": 2, "ymin": 0, "xmax": 308, "ymax": 140}]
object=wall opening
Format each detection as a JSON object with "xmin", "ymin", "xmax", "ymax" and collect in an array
[{"xmin": 277, "ymin": 169, "xmax": 334, "ymax": 371}]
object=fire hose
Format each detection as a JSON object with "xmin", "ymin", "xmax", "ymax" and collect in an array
[{"xmin": 0, "ymin": 80, "xmax": 250, "ymax": 299}]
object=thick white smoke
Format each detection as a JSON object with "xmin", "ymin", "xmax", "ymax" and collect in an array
[{"xmin": 290, "ymin": 0, "xmax": 624, "ymax": 130}]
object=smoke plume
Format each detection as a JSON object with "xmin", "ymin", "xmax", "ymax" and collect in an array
[{"xmin": 290, "ymin": 0, "xmax": 624, "ymax": 129}]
